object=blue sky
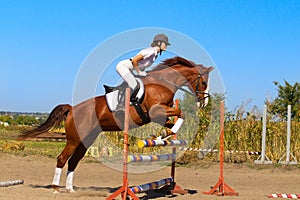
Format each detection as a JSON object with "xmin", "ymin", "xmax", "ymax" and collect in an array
[{"xmin": 1, "ymin": 0, "xmax": 299, "ymax": 112}]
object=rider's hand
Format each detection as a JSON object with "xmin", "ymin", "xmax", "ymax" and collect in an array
[{"xmin": 138, "ymin": 71, "xmax": 147, "ymax": 76}]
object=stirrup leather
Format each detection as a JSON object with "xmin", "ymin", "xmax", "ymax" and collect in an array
[{"xmin": 130, "ymin": 83, "xmax": 140, "ymax": 102}]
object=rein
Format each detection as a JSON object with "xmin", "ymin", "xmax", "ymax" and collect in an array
[
  {"xmin": 148, "ymin": 74, "xmax": 195, "ymax": 96},
  {"xmin": 147, "ymin": 72, "xmax": 210, "ymax": 105}
]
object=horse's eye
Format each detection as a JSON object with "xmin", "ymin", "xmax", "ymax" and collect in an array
[{"xmin": 202, "ymin": 81, "xmax": 207, "ymax": 86}]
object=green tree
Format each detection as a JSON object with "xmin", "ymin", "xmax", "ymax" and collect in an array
[
  {"xmin": 179, "ymin": 92, "xmax": 225, "ymax": 148},
  {"xmin": 0, "ymin": 115, "xmax": 13, "ymax": 124},
  {"xmin": 267, "ymin": 80, "xmax": 300, "ymax": 121},
  {"xmin": 14, "ymin": 115, "xmax": 39, "ymax": 125},
  {"xmin": 179, "ymin": 92, "xmax": 225, "ymax": 117}
]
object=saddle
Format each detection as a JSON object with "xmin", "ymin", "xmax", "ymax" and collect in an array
[
  {"xmin": 103, "ymin": 85, "xmax": 115, "ymax": 94},
  {"xmin": 104, "ymin": 78, "xmax": 144, "ymax": 104},
  {"xmin": 104, "ymin": 78, "xmax": 150, "ymax": 123}
]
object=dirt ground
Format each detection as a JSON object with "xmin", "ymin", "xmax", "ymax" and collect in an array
[{"xmin": 0, "ymin": 153, "xmax": 299, "ymax": 200}]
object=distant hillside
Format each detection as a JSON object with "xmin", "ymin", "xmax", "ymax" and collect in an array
[
  {"xmin": 0, "ymin": 111, "xmax": 49, "ymax": 126},
  {"xmin": 0, "ymin": 111, "xmax": 48, "ymax": 117}
]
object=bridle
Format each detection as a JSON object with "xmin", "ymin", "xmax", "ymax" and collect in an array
[
  {"xmin": 194, "ymin": 73, "xmax": 210, "ymax": 103},
  {"xmin": 148, "ymin": 72, "xmax": 210, "ymax": 104}
]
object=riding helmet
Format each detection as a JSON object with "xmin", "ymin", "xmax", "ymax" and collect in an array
[{"xmin": 152, "ymin": 34, "xmax": 171, "ymax": 46}]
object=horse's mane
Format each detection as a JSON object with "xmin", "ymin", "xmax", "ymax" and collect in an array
[{"xmin": 151, "ymin": 56, "xmax": 197, "ymax": 71}]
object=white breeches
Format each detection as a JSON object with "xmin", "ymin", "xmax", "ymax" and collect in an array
[{"xmin": 116, "ymin": 59, "xmax": 137, "ymax": 90}]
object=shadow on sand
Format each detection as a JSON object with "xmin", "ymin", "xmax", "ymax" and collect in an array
[{"xmin": 29, "ymin": 184, "xmax": 197, "ymax": 199}]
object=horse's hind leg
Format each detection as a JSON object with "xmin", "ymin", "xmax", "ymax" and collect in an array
[
  {"xmin": 65, "ymin": 142, "xmax": 89, "ymax": 192},
  {"xmin": 52, "ymin": 141, "xmax": 78, "ymax": 193},
  {"xmin": 65, "ymin": 129, "xmax": 100, "ymax": 192}
]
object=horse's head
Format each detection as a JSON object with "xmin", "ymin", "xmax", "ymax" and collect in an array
[
  {"xmin": 187, "ymin": 64, "xmax": 214, "ymax": 108},
  {"xmin": 150, "ymin": 56, "xmax": 214, "ymax": 108}
]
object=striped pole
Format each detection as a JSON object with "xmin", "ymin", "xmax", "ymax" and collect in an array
[
  {"xmin": 128, "ymin": 154, "xmax": 175, "ymax": 163},
  {"xmin": 179, "ymin": 147, "xmax": 218, "ymax": 153},
  {"xmin": 179, "ymin": 147, "xmax": 261, "ymax": 155},
  {"xmin": 0, "ymin": 180, "xmax": 24, "ymax": 187},
  {"xmin": 268, "ymin": 194, "xmax": 300, "ymax": 199},
  {"xmin": 137, "ymin": 139, "xmax": 187, "ymax": 148},
  {"xmin": 130, "ymin": 178, "xmax": 173, "ymax": 193}
]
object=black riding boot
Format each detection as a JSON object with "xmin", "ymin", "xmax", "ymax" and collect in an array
[{"xmin": 130, "ymin": 83, "xmax": 140, "ymax": 102}]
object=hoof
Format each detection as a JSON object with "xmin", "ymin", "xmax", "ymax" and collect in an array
[
  {"xmin": 66, "ymin": 188, "xmax": 76, "ymax": 193},
  {"xmin": 53, "ymin": 190, "xmax": 60, "ymax": 194},
  {"xmin": 154, "ymin": 136, "xmax": 164, "ymax": 142},
  {"xmin": 52, "ymin": 185, "xmax": 60, "ymax": 194},
  {"xmin": 161, "ymin": 129, "xmax": 174, "ymax": 140},
  {"xmin": 149, "ymin": 134, "xmax": 157, "ymax": 140},
  {"xmin": 162, "ymin": 135, "xmax": 172, "ymax": 141}
]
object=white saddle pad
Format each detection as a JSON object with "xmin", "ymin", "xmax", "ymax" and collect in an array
[{"xmin": 105, "ymin": 78, "xmax": 144, "ymax": 112}]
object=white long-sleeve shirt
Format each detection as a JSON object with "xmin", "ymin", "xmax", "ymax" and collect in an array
[{"xmin": 134, "ymin": 47, "xmax": 158, "ymax": 71}]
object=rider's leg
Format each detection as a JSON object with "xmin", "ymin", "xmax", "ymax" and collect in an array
[{"xmin": 116, "ymin": 60, "xmax": 139, "ymax": 101}]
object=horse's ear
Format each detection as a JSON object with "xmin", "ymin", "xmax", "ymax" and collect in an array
[
  {"xmin": 201, "ymin": 66, "xmax": 214, "ymax": 73},
  {"xmin": 208, "ymin": 66, "xmax": 214, "ymax": 72}
]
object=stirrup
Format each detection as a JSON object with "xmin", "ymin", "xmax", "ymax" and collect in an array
[
  {"xmin": 116, "ymin": 102, "xmax": 125, "ymax": 111},
  {"xmin": 130, "ymin": 97, "xmax": 138, "ymax": 102}
]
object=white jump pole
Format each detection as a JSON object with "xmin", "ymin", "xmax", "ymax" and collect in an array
[
  {"xmin": 0, "ymin": 180, "xmax": 24, "ymax": 187},
  {"xmin": 286, "ymin": 105, "xmax": 292, "ymax": 163},
  {"xmin": 254, "ymin": 105, "xmax": 272, "ymax": 164},
  {"xmin": 278, "ymin": 105, "xmax": 297, "ymax": 165}
]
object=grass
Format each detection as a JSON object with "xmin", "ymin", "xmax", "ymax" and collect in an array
[
  {"xmin": 0, "ymin": 139, "xmax": 66, "ymax": 158},
  {"xmin": 0, "ymin": 129, "xmax": 65, "ymax": 158},
  {"xmin": 0, "ymin": 129, "xmax": 20, "ymax": 140}
]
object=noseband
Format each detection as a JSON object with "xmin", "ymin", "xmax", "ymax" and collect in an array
[{"xmin": 195, "ymin": 73, "xmax": 210, "ymax": 103}]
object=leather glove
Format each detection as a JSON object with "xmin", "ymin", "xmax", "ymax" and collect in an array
[{"xmin": 138, "ymin": 71, "xmax": 147, "ymax": 76}]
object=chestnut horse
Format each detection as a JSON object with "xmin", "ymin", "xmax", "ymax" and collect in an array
[{"xmin": 19, "ymin": 56, "xmax": 214, "ymax": 193}]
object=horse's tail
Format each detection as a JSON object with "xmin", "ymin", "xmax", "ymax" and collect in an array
[{"xmin": 18, "ymin": 104, "xmax": 72, "ymax": 140}]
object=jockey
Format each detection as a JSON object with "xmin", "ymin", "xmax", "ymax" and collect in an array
[{"xmin": 116, "ymin": 33, "xmax": 170, "ymax": 102}]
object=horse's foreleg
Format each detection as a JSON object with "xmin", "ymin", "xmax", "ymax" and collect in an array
[
  {"xmin": 164, "ymin": 118, "xmax": 174, "ymax": 129},
  {"xmin": 150, "ymin": 105, "xmax": 184, "ymax": 137},
  {"xmin": 162, "ymin": 118, "xmax": 184, "ymax": 139},
  {"xmin": 164, "ymin": 107, "xmax": 185, "ymax": 137},
  {"xmin": 170, "ymin": 118, "xmax": 184, "ymax": 133}
]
